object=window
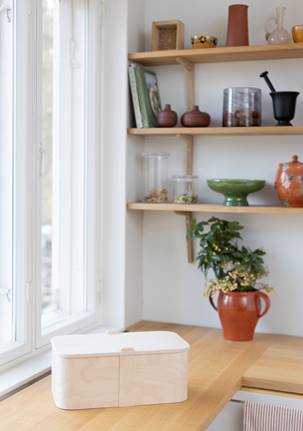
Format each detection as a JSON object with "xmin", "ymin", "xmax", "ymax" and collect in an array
[
  {"xmin": 0, "ymin": 0, "xmax": 101, "ymax": 368},
  {"xmin": 0, "ymin": 0, "xmax": 14, "ymax": 349}
]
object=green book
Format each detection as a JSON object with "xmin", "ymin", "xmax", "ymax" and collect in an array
[
  {"xmin": 133, "ymin": 64, "xmax": 162, "ymax": 128},
  {"xmin": 128, "ymin": 63, "xmax": 143, "ymax": 128}
]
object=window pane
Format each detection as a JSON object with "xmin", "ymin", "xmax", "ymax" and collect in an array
[
  {"xmin": 41, "ymin": 0, "xmax": 57, "ymax": 327},
  {"xmin": 0, "ymin": 2, "xmax": 14, "ymax": 347},
  {"xmin": 40, "ymin": 0, "xmax": 89, "ymax": 331}
]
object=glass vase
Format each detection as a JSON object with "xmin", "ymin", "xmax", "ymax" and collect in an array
[
  {"xmin": 173, "ymin": 176, "xmax": 199, "ymax": 204},
  {"xmin": 266, "ymin": 7, "xmax": 292, "ymax": 44},
  {"xmin": 142, "ymin": 152, "xmax": 169, "ymax": 203},
  {"xmin": 223, "ymin": 87, "xmax": 262, "ymax": 127}
]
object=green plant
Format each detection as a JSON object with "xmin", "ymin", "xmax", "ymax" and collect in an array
[{"xmin": 189, "ymin": 217, "xmax": 271, "ymax": 297}]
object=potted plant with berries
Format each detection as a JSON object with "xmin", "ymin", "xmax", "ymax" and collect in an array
[{"xmin": 190, "ymin": 217, "xmax": 272, "ymax": 341}]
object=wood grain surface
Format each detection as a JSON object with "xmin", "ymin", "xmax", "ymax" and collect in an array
[{"xmin": 1, "ymin": 321, "xmax": 302, "ymax": 431}]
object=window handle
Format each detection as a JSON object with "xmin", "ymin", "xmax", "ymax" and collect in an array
[
  {"xmin": 39, "ymin": 142, "xmax": 45, "ymax": 177},
  {"xmin": 0, "ymin": 3, "xmax": 12, "ymax": 23},
  {"xmin": 0, "ymin": 287, "xmax": 12, "ymax": 303},
  {"xmin": 39, "ymin": 142, "xmax": 50, "ymax": 178},
  {"xmin": 70, "ymin": 38, "xmax": 80, "ymax": 69}
]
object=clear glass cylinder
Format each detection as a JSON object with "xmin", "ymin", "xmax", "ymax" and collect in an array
[
  {"xmin": 142, "ymin": 152, "xmax": 169, "ymax": 203},
  {"xmin": 173, "ymin": 175, "xmax": 199, "ymax": 204},
  {"xmin": 223, "ymin": 87, "xmax": 262, "ymax": 127}
]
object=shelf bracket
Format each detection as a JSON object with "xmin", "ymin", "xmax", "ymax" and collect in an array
[
  {"xmin": 175, "ymin": 58, "xmax": 196, "ymax": 264},
  {"xmin": 176, "ymin": 56, "xmax": 193, "ymax": 71},
  {"xmin": 176, "ymin": 134, "xmax": 193, "ymax": 175},
  {"xmin": 175, "ymin": 134, "xmax": 195, "ymax": 264},
  {"xmin": 176, "ymin": 56, "xmax": 195, "ymax": 109},
  {"xmin": 174, "ymin": 211, "xmax": 194, "ymax": 263},
  {"xmin": 175, "ymin": 56, "xmax": 195, "ymax": 264}
]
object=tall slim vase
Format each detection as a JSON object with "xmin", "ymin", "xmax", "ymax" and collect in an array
[{"xmin": 226, "ymin": 4, "xmax": 249, "ymax": 47}]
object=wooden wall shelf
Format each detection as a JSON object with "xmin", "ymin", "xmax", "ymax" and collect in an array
[
  {"xmin": 128, "ymin": 126, "xmax": 303, "ymax": 137},
  {"xmin": 128, "ymin": 43, "xmax": 303, "ymax": 263},
  {"xmin": 127, "ymin": 203, "xmax": 303, "ymax": 215},
  {"xmin": 128, "ymin": 43, "xmax": 303, "ymax": 66}
]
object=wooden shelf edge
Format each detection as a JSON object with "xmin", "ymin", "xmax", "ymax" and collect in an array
[
  {"xmin": 127, "ymin": 203, "xmax": 303, "ymax": 215},
  {"xmin": 128, "ymin": 43, "xmax": 303, "ymax": 65},
  {"xmin": 128, "ymin": 126, "xmax": 303, "ymax": 136}
]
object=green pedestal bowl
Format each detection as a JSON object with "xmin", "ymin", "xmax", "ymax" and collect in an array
[{"xmin": 207, "ymin": 179, "xmax": 266, "ymax": 206}]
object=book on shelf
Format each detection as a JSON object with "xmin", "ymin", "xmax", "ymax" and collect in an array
[
  {"xmin": 128, "ymin": 63, "xmax": 143, "ymax": 128},
  {"xmin": 128, "ymin": 62, "xmax": 162, "ymax": 128}
]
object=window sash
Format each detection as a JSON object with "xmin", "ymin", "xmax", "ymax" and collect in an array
[
  {"xmin": 0, "ymin": 0, "xmax": 102, "ymax": 368},
  {"xmin": 0, "ymin": 0, "xmax": 14, "ymax": 347},
  {"xmin": 35, "ymin": 0, "xmax": 100, "ymax": 347},
  {"xmin": 0, "ymin": 0, "xmax": 33, "ymax": 367}
]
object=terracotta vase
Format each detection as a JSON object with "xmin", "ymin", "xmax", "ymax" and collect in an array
[
  {"xmin": 226, "ymin": 4, "xmax": 249, "ymax": 47},
  {"xmin": 157, "ymin": 104, "xmax": 178, "ymax": 127},
  {"xmin": 210, "ymin": 291, "xmax": 270, "ymax": 341},
  {"xmin": 275, "ymin": 155, "xmax": 303, "ymax": 207},
  {"xmin": 181, "ymin": 105, "xmax": 210, "ymax": 127}
]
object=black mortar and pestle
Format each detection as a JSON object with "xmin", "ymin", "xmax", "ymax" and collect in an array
[{"xmin": 260, "ymin": 71, "xmax": 299, "ymax": 126}]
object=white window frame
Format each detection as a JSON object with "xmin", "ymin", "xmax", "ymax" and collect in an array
[
  {"xmin": 0, "ymin": 0, "xmax": 32, "ymax": 367},
  {"xmin": 0, "ymin": 0, "xmax": 102, "ymax": 370}
]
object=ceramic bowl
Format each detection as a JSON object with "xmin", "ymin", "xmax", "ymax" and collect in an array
[
  {"xmin": 191, "ymin": 34, "xmax": 218, "ymax": 49},
  {"xmin": 207, "ymin": 179, "xmax": 266, "ymax": 206}
]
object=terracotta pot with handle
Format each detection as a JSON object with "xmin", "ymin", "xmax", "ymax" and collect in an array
[
  {"xmin": 275, "ymin": 155, "xmax": 303, "ymax": 207},
  {"xmin": 209, "ymin": 291, "xmax": 270, "ymax": 341}
]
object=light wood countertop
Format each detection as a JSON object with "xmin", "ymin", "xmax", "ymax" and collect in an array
[{"xmin": 1, "ymin": 321, "xmax": 303, "ymax": 431}]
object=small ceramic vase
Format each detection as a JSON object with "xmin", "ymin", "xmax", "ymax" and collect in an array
[
  {"xmin": 226, "ymin": 4, "xmax": 249, "ymax": 47},
  {"xmin": 275, "ymin": 155, "xmax": 303, "ymax": 207},
  {"xmin": 181, "ymin": 105, "xmax": 210, "ymax": 127},
  {"xmin": 157, "ymin": 104, "xmax": 178, "ymax": 127}
]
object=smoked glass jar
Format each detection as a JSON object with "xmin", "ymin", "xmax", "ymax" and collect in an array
[
  {"xmin": 142, "ymin": 152, "xmax": 169, "ymax": 203},
  {"xmin": 223, "ymin": 87, "xmax": 262, "ymax": 127},
  {"xmin": 172, "ymin": 175, "xmax": 199, "ymax": 204}
]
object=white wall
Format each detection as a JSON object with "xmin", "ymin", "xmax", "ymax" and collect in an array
[
  {"xmin": 138, "ymin": 0, "xmax": 303, "ymax": 336},
  {"xmin": 101, "ymin": 0, "xmax": 145, "ymax": 329},
  {"xmin": 101, "ymin": 0, "xmax": 129, "ymax": 329},
  {"xmin": 125, "ymin": 0, "xmax": 145, "ymax": 327}
]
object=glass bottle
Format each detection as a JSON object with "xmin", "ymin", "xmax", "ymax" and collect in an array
[
  {"xmin": 172, "ymin": 176, "xmax": 199, "ymax": 204},
  {"xmin": 266, "ymin": 7, "xmax": 292, "ymax": 44},
  {"xmin": 142, "ymin": 152, "xmax": 169, "ymax": 203}
]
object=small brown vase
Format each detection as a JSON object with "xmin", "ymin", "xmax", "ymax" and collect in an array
[
  {"xmin": 226, "ymin": 4, "xmax": 249, "ymax": 47},
  {"xmin": 275, "ymin": 155, "xmax": 303, "ymax": 207},
  {"xmin": 157, "ymin": 104, "xmax": 178, "ymax": 127},
  {"xmin": 181, "ymin": 105, "xmax": 210, "ymax": 127},
  {"xmin": 210, "ymin": 291, "xmax": 270, "ymax": 341}
]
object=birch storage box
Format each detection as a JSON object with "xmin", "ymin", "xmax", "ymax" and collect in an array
[{"xmin": 51, "ymin": 331, "xmax": 189, "ymax": 410}]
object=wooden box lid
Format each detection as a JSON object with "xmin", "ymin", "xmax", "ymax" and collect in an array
[{"xmin": 52, "ymin": 331, "xmax": 189, "ymax": 359}]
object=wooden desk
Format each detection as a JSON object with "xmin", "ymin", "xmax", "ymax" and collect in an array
[{"xmin": 1, "ymin": 321, "xmax": 303, "ymax": 431}]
